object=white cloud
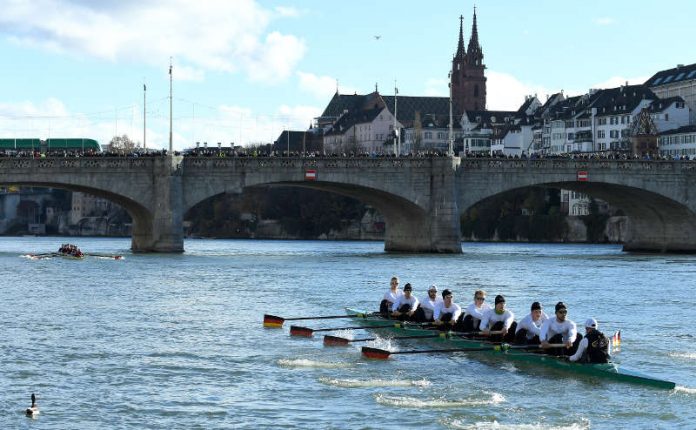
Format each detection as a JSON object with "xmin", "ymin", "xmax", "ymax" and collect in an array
[
  {"xmin": 590, "ymin": 75, "xmax": 648, "ymax": 90},
  {"xmin": 423, "ymin": 78, "xmax": 448, "ymax": 97},
  {"xmin": 594, "ymin": 17, "xmax": 615, "ymax": 26},
  {"xmin": 0, "ymin": 0, "xmax": 306, "ymax": 83},
  {"xmin": 274, "ymin": 6, "xmax": 301, "ymax": 17}
]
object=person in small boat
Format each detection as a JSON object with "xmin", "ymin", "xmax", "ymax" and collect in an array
[
  {"xmin": 540, "ymin": 302, "xmax": 580, "ymax": 355},
  {"xmin": 380, "ymin": 276, "xmax": 402, "ymax": 315},
  {"xmin": 460, "ymin": 290, "xmax": 491, "ymax": 332},
  {"xmin": 514, "ymin": 301, "xmax": 549, "ymax": 345},
  {"xmin": 479, "ymin": 295, "xmax": 516, "ymax": 342},
  {"xmin": 433, "ymin": 289, "xmax": 462, "ymax": 330},
  {"xmin": 568, "ymin": 318, "xmax": 610, "ymax": 363},
  {"xmin": 390, "ymin": 283, "xmax": 419, "ymax": 321},
  {"xmin": 412, "ymin": 285, "xmax": 442, "ymax": 322}
]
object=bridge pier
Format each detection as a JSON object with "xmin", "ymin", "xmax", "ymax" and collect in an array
[
  {"xmin": 131, "ymin": 156, "xmax": 184, "ymax": 253},
  {"xmin": 383, "ymin": 158, "xmax": 462, "ymax": 254}
]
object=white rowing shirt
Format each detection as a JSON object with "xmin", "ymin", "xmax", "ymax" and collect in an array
[
  {"xmin": 479, "ymin": 308, "xmax": 515, "ymax": 331},
  {"xmin": 419, "ymin": 295, "xmax": 443, "ymax": 320},
  {"xmin": 540, "ymin": 316, "xmax": 577, "ymax": 344},
  {"xmin": 465, "ymin": 302, "xmax": 491, "ymax": 325},
  {"xmin": 516, "ymin": 311, "xmax": 549, "ymax": 338},
  {"xmin": 434, "ymin": 301, "xmax": 462, "ymax": 322},
  {"xmin": 392, "ymin": 295, "xmax": 419, "ymax": 312},
  {"xmin": 383, "ymin": 289, "xmax": 403, "ymax": 304}
]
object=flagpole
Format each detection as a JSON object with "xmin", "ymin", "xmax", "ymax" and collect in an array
[
  {"xmin": 393, "ymin": 81, "xmax": 398, "ymax": 156},
  {"xmin": 143, "ymin": 82, "xmax": 147, "ymax": 151},
  {"xmin": 169, "ymin": 57, "xmax": 173, "ymax": 153},
  {"xmin": 448, "ymin": 72, "xmax": 454, "ymax": 157}
]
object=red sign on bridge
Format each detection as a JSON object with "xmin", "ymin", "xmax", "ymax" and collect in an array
[
  {"xmin": 305, "ymin": 170, "xmax": 317, "ymax": 181},
  {"xmin": 577, "ymin": 171, "xmax": 588, "ymax": 181}
]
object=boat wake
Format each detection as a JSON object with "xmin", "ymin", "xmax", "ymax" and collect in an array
[
  {"xmin": 318, "ymin": 377, "xmax": 430, "ymax": 388},
  {"xmin": 374, "ymin": 392, "xmax": 504, "ymax": 408},
  {"xmin": 675, "ymin": 386, "xmax": 696, "ymax": 395},
  {"xmin": 443, "ymin": 419, "xmax": 589, "ymax": 430},
  {"xmin": 668, "ymin": 352, "xmax": 696, "ymax": 360},
  {"xmin": 276, "ymin": 358, "xmax": 352, "ymax": 369}
]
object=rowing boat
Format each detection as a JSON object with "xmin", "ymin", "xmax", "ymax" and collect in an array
[{"xmin": 345, "ymin": 307, "xmax": 676, "ymax": 390}]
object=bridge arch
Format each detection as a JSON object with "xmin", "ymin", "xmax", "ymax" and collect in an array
[
  {"xmin": 458, "ymin": 158, "xmax": 696, "ymax": 252},
  {"xmin": 181, "ymin": 157, "xmax": 462, "ymax": 252}
]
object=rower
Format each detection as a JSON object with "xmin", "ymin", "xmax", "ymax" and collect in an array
[
  {"xmin": 390, "ymin": 283, "xmax": 419, "ymax": 321},
  {"xmin": 433, "ymin": 289, "xmax": 462, "ymax": 330},
  {"xmin": 569, "ymin": 318, "xmax": 610, "ymax": 363},
  {"xmin": 412, "ymin": 285, "xmax": 442, "ymax": 322},
  {"xmin": 380, "ymin": 276, "xmax": 402, "ymax": 315},
  {"xmin": 514, "ymin": 301, "xmax": 548, "ymax": 344},
  {"xmin": 461, "ymin": 290, "xmax": 491, "ymax": 332},
  {"xmin": 479, "ymin": 295, "xmax": 516, "ymax": 342},
  {"xmin": 540, "ymin": 302, "xmax": 580, "ymax": 355}
]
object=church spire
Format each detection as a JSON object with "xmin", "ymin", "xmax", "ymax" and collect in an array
[
  {"xmin": 455, "ymin": 14, "xmax": 466, "ymax": 59},
  {"xmin": 466, "ymin": 6, "xmax": 483, "ymax": 66}
]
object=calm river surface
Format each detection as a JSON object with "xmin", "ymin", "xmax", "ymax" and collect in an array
[{"xmin": 1, "ymin": 237, "xmax": 694, "ymax": 429}]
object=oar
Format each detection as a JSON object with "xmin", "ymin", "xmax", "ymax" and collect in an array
[
  {"xmin": 263, "ymin": 312, "xmax": 375, "ymax": 328},
  {"xmin": 289, "ymin": 323, "xmax": 400, "ymax": 337},
  {"xmin": 84, "ymin": 253, "xmax": 124, "ymax": 260},
  {"xmin": 324, "ymin": 332, "xmax": 449, "ymax": 346},
  {"xmin": 324, "ymin": 329, "xmax": 504, "ymax": 346},
  {"xmin": 361, "ymin": 343, "xmax": 567, "ymax": 360}
]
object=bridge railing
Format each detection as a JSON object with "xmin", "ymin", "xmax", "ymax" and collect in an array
[
  {"xmin": 0, "ymin": 157, "xmax": 155, "ymax": 170},
  {"xmin": 182, "ymin": 157, "xmax": 434, "ymax": 169},
  {"xmin": 460, "ymin": 158, "xmax": 696, "ymax": 171}
]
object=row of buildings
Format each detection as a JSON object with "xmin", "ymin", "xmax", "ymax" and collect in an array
[{"xmin": 296, "ymin": 10, "xmax": 696, "ymax": 160}]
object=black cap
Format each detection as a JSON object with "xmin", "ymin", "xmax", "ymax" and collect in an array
[
  {"xmin": 531, "ymin": 301, "xmax": 542, "ymax": 311},
  {"xmin": 555, "ymin": 301, "xmax": 567, "ymax": 312},
  {"xmin": 403, "ymin": 283, "xmax": 412, "ymax": 291},
  {"xmin": 442, "ymin": 289, "xmax": 452, "ymax": 298},
  {"xmin": 495, "ymin": 295, "xmax": 505, "ymax": 305}
]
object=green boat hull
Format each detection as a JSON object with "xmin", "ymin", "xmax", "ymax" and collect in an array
[{"xmin": 346, "ymin": 308, "xmax": 676, "ymax": 390}]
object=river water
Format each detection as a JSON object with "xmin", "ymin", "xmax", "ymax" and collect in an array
[{"xmin": 1, "ymin": 237, "xmax": 694, "ymax": 429}]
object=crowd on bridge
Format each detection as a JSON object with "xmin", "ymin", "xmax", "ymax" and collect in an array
[
  {"xmin": 2, "ymin": 146, "xmax": 694, "ymax": 161},
  {"xmin": 380, "ymin": 276, "xmax": 611, "ymax": 364}
]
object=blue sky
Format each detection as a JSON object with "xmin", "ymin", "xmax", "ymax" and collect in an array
[{"xmin": 0, "ymin": 0, "xmax": 693, "ymax": 150}]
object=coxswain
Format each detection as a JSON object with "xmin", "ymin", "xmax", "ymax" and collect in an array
[
  {"xmin": 390, "ymin": 283, "xmax": 419, "ymax": 321},
  {"xmin": 540, "ymin": 302, "xmax": 579, "ymax": 355},
  {"xmin": 461, "ymin": 290, "xmax": 491, "ymax": 332},
  {"xmin": 25, "ymin": 393, "xmax": 39, "ymax": 417},
  {"xmin": 433, "ymin": 289, "xmax": 462, "ymax": 330},
  {"xmin": 479, "ymin": 295, "xmax": 516, "ymax": 342},
  {"xmin": 514, "ymin": 301, "xmax": 548, "ymax": 344},
  {"xmin": 413, "ymin": 285, "xmax": 442, "ymax": 322},
  {"xmin": 569, "ymin": 318, "xmax": 610, "ymax": 363},
  {"xmin": 380, "ymin": 276, "xmax": 403, "ymax": 315}
]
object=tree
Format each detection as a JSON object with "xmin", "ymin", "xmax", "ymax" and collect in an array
[{"xmin": 108, "ymin": 135, "xmax": 140, "ymax": 154}]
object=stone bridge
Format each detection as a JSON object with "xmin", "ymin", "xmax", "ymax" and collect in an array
[{"xmin": 1, "ymin": 155, "xmax": 696, "ymax": 253}]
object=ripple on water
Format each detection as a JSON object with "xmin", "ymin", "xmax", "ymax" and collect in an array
[
  {"xmin": 374, "ymin": 392, "xmax": 505, "ymax": 408},
  {"xmin": 318, "ymin": 377, "xmax": 430, "ymax": 388},
  {"xmin": 276, "ymin": 358, "xmax": 353, "ymax": 369},
  {"xmin": 442, "ymin": 418, "xmax": 590, "ymax": 430}
]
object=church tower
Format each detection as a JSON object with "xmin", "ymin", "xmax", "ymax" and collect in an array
[{"xmin": 450, "ymin": 8, "xmax": 487, "ymax": 112}]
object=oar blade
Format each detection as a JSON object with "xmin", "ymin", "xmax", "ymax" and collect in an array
[
  {"xmin": 323, "ymin": 335, "xmax": 350, "ymax": 346},
  {"xmin": 263, "ymin": 314, "xmax": 285, "ymax": 328},
  {"xmin": 289, "ymin": 325, "xmax": 314, "ymax": 337},
  {"xmin": 361, "ymin": 346, "xmax": 391, "ymax": 360}
]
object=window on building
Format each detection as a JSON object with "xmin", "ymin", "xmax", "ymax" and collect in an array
[
  {"xmin": 676, "ymin": 72, "xmax": 685, "ymax": 81},
  {"xmin": 597, "ymin": 130, "xmax": 605, "ymax": 138},
  {"xmin": 663, "ymin": 75, "xmax": 674, "ymax": 83},
  {"xmin": 687, "ymin": 70, "xmax": 696, "ymax": 79},
  {"xmin": 474, "ymin": 85, "xmax": 479, "ymax": 97}
]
